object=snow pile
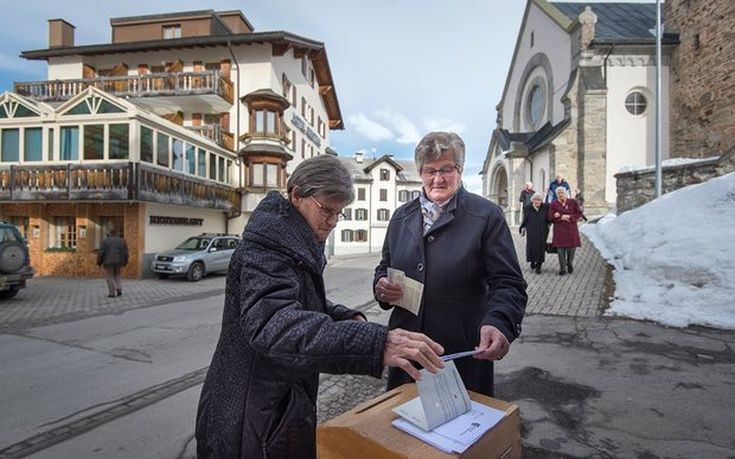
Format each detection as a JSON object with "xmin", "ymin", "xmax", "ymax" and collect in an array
[
  {"xmin": 581, "ymin": 172, "xmax": 735, "ymax": 329},
  {"xmin": 617, "ymin": 156, "xmax": 720, "ymax": 173}
]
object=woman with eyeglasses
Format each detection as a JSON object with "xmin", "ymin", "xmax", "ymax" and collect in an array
[
  {"xmin": 373, "ymin": 131, "xmax": 527, "ymax": 397},
  {"xmin": 196, "ymin": 155, "xmax": 445, "ymax": 458}
]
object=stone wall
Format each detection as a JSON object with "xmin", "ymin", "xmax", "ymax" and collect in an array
[
  {"xmin": 665, "ymin": 0, "xmax": 735, "ymax": 158},
  {"xmin": 615, "ymin": 148, "xmax": 734, "ymax": 213}
]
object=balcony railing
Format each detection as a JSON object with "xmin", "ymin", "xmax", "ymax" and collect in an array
[
  {"xmin": 188, "ymin": 124, "xmax": 235, "ymax": 151},
  {"xmin": 14, "ymin": 70, "xmax": 234, "ymax": 105},
  {"xmin": 0, "ymin": 162, "xmax": 240, "ymax": 214}
]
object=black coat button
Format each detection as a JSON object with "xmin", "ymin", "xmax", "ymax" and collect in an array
[
  {"xmin": 417, "ymin": 262, "xmax": 424, "ymax": 272},
  {"xmin": 427, "ymin": 235, "xmax": 436, "ymax": 243}
]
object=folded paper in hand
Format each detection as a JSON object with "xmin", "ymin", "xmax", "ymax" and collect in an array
[
  {"xmin": 387, "ymin": 267, "xmax": 424, "ymax": 315},
  {"xmin": 391, "ymin": 361, "xmax": 507, "ymax": 454}
]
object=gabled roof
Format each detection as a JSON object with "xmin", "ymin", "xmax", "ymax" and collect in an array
[
  {"xmin": 552, "ymin": 2, "xmax": 658, "ymax": 42},
  {"xmin": 363, "ymin": 154, "xmax": 404, "ymax": 173},
  {"xmin": 338, "ymin": 156, "xmax": 421, "ymax": 184}
]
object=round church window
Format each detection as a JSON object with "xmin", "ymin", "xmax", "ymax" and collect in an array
[
  {"xmin": 526, "ymin": 83, "xmax": 545, "ymax": 129},
  {"xmin": 625, "ymin": 91, "xmax": 648, "ymax": 115}
]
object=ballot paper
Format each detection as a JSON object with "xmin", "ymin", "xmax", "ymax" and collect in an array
[
  {"xmin": 391, "ymin": 360, "xmax": 506, "ymax": 453},
  {"xmin": 392, "ymin": 361, "xmax": 470, "ymax": 431},
  {"xmin": 387, "ymin": 267, "xmax": 424, "ymax": 315}
]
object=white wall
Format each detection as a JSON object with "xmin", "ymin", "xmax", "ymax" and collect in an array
[
  {"xmin": 502, "ymin": 2, "xmax": 572, "ymax": 131},
  {"xmin": 47, "ymin": 56, "xmax": 84, "ymax": 80},
  {"xmin": 144, "ymin": 203, "xmax": 227, "ymax": 253},
  {"xmin": 605, "ymin": 60, "xmax": 670, "ymax": 203}
]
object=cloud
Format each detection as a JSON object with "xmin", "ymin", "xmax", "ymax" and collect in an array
[
  {"xmin": 462, "ymin": 173, "xmax": 483, "ymax": 195},
  {"xmin": 347, "ymin": 113, "xmax": 393, "ymax": 142},
  {"xmin": 375, "ymin": 109, "xmax": 421, "ymax": 145}
]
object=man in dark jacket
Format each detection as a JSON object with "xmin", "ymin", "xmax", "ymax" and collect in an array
[
  {"xmin": 546, "ymin": 173, "xmax": 571, "ymax": 203},
  {"xmin": 374, "ymin": 132, "xmax": 527, "ymax": 397},
  {"xmin": 195, "ymin": 155, "xmax": 445, "ymax": 459},
  {"xmin": 97, "ymin": 229, "xmax": 128, "ymax": 297}
]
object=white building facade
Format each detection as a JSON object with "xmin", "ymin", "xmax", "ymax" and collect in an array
[
  {"xmin": 328, "ymin": 153, "xmax": 422, "ymax": 257},
  {"xmin": 481, "ymin": 0, "xmax": 673, "ymax": 224}
]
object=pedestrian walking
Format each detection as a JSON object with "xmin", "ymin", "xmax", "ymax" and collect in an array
[
  {"xmin": 574, "ymin": 188, "xmax": 589, "ymax": 222},
  {"xmin": 97, "ymin": 229, "xmax": 128, "ymax": 297},
  {"xmin": 519, "ymin": 181, "xmax": 535, "ymax": 208},
  {"xmin": 373, "ymin": 131, "xmax": 527, "ymax": 397},
  {"xmin": 547, "ymin": 173, "xmax": 571, "ymax": 203},
  {"xmin": 548, "ymin": 187, "xmax": 582, "ymax": 275},
  {"xmin": 520, "ymin": 193, "xmax": 550, "ymax": 273},
  {"xmin": 195, "ymin": 155, "xmax": 445, "ymax": 459}
]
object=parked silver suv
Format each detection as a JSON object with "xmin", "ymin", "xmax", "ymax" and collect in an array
[
  {"xmin": 0, "ymin": 222, "xmax": 34, "ymax": 299},
  {"xmin": 151, "ymin": 233, "xmax": 240, "ymax": 282}
]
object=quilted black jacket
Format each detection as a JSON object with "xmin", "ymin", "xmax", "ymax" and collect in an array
[{"xmin": 196, "ymin": 191, "xmax": 387, "ymax": 458}]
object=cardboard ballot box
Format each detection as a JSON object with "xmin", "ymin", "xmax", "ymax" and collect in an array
[{"xmin": 317, "ymin": 383, "xmax": 521, "ymax": 459}]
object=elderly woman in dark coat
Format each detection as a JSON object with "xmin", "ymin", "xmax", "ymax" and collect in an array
[
  {"xmin": 195, "ymin": 155, "xmax": 445, "ymax": 459},
  {"xmin": 520, "ymin": 193, "xmax": 550, "ymax": 274},
  {"xmin": 548, "ymin": 186, "xmax": 583, "ymax": 275},
  {"xmin": 374, "ymin": 132, "xmax": 528, "ymax": 397}
]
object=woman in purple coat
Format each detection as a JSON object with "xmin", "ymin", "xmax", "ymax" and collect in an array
[{"xmin": 548, "ymin": 187, "xmax": 582, "ymax": 275}]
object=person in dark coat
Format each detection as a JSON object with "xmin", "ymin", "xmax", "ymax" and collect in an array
[
  {"xmin": 195, "ymin": 155, "xmax": 445, "ymax": 459},
  {"xmin": 374, "ymin": 132, "xmax": 528, "ymax": 397},
  {"xmin": 546, "ymin": 173, "xmax": 571, "ymax": 203},
  {"xmin": 548, "ymin": 187, "xmax": 582, "ymax": 275},
  {"xmin": 97, "ymin": 229, "xmax": 128, "ymax": 297},
  {"xmin": 519, "ymin": 181, "xmax": 535, "ymax": 208},
  {"xmin": 520, "ymin": 193, "xmax": 549, "ymax": 274}
]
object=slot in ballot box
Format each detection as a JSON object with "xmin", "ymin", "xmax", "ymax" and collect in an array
[{"xmin": 317, "ymin": 383, "xmax": 521, "ymax": 459}]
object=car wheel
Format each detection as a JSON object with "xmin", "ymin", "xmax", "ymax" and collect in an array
[
  {"xmin": 0, "ymin": 241, "xmax": 28, "ymax": 274},
  {"xmin": 187, "ymin": 262, "xmax": 204, "ymax": 282},
  {"xmin": 157, "ymin": 273, "xmax": 170, "ymax": 279},
  {"xmin": 0, "ymin": 286, "xmax": 20, "ymax": 300}
]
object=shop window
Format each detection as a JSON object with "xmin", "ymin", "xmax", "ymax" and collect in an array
[
  {"xmin": 50, "ymin": 216, "xmax": 76, "ymax": 250},
  {"xmin": 197, "ymin": 148, "xmax": 207, "ymax": 177},
  {"xmin": 380, "ymin": 189, "xmax": 388, "ymax": 201},
  {"xmin": 377, "ymin": 209, "xmax": 390, "ymax": 221},
  {"xmin": 357, "ymin": 188, "xmax": 366, "ymax": 201},
  {"xmin": 341, "ymin": 230, "xmax": 354, "ymax": 242},
  {"xmin": 342, "ymin": 208, "xmax": 352, "ymax": 221},
  {"xmin": 186, "ymin": 144, "xmax": 196, "ymax": 174},
  {"xmin": 172, "ymin": 138, "xmax": 184, "ymax": 171},
  {"xmin": 1, "ymin": 128, "xmax": 19, "ymax": 162},
  {"xmin": 209, "ymin": 154, "xmax": 217, "ymax": 180},
  {"xmin": 355, "ymin": 230, "xmax": 368, "ymax": 242},
  {"xmin": 157, "ymin": 132, "xmax": 170, "ymax": 167},
  {"xmin": 95, "ymin": 216, "xmax": 124, "ymax": 249},
  {"xmin": 24, "ymin": 127, "xmax": 43, "ymax": 162},
  {"xmin": 60, "ymin": 126, "xmax": 79, "ymax": 161},
  {"xmin": 355, "ymin": 209, "xmax": 368, "ymax": 221},
  {"xmin": 140, "ymin": 126, "xmax": 154, "ymax": 163},
  {"xmin": 83, "ymin": 124, "xmax": 104, "ymax": 160},
  {"xmin": 109, "ymin": 123, "xmax": 129, "ymax": 160}
]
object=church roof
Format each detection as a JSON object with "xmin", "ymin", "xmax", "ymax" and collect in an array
[{"xmin": 551, "ymin": 2, "xmax": 669, "ymax": 43}]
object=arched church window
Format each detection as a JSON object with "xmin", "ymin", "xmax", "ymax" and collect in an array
[
  {"xmin": 526, "ymin": 81, "xmax": 545, "ymax": 129},
  {"xmin": 625, "ymin": 91, "xmax": 648, "ymax": 115}
]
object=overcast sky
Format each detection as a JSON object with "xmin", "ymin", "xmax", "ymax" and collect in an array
[{"xmin": 0, "ymin": 0, "xmax": 655, "ymax": 192}]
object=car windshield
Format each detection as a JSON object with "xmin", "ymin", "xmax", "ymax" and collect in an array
[{"xmin": 175, "ymin": 237, "xmax": 211, "ymax": 251}]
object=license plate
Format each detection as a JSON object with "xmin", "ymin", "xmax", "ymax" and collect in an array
[{"xmin": 156, "ymin": 264, "xmax": 167, "ymax": 270}]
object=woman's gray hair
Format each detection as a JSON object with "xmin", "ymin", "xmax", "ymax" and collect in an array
[
  {"xmin": 287, "ymin": 155, "xmax": 355, "ymax": 204},
  {"xmin": 414, "ymin": 132, "xmax": 465, "ymax": 172},
  {"xmin": 555, "ymin": 186, "xmax": 568, "ymax": 197},
  {"xmin": 531, "ymin": 192, "xmax": 544, "ymax": 201}
]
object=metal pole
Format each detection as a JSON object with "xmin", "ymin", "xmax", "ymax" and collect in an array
[{"xmin": 655, "ymin": 0, "xmax": 663, "ymax": 197}]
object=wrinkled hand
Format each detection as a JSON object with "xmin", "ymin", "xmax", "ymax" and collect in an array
[
  {"xmin": 561, "ymin": 214, "xmax": 571, "ymax": 222},
  {"xmin": 554, "ymin": 212, "xmax": 561, "ymax": 219},
  {"xmin": 383, "ymin": 328, "xmax": 445, "ymax": 381},
  {"xmin": 351, "ymin": 314, "xmax": 366, "ymax": 322},
  {"xmin": 473, "ymin": 325, "xmax": 510, "ymax": 361},
  {"xmin": 375, "ymin": 277, "xmax": 404, "ymax": 304}
]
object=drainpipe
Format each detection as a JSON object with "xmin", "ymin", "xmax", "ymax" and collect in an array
[
  {"xmin": 602, "ymin": 44, "xmax": 615, "ymax": 86},
  {"xmin": 226, "ymin": 40, "xmax": 243, "ymax": 228}
]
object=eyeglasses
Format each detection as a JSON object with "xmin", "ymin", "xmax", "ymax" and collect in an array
[
  {"xmin": 420, "ymin": 164, "xmax": 460, "ymax": 179},
  {"xmin": 309, "ymin": 196, "xmax": 346, "ymax": 221}
]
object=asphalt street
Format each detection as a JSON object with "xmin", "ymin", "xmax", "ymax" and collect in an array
[{"xmin": 0, "ymin": 235, "xmax": 733, "ymax": 458}]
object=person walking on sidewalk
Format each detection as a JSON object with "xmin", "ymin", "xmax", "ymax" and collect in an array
[
  {"xmin": 195, "ymin": 155, "xmax": 445, "ymax": 459},
  {"xmin": 97, "ymin": 229, "xmax": 129, "ymax": 297},
  {"xmin": 546, "ymin": 173, "xmax": 571, "ymax": 203},
  {"xmin": 548, "ymin": 187, "xmax": 582, "ymax": 275},
  {"xmin": 520, "ymin": 193, "xmax": 550, "ymax": 273},
  {"xmin": 373, "ymin": 131, "xmax": 527, "ymax": 397}
]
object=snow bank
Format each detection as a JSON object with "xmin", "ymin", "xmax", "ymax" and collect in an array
[{"xmin": 581, "ymin": 172, "xmax": 735, "ymax": 329}]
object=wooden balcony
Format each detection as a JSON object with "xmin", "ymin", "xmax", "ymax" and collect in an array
[
  {"xmin": 14, "ymin": 70, "xmax": 234, "ymax": 108},
  {"xmin": 0, "ymin": 162, "xmax": 240, "ymax": 214},
  {"xmin": 188, "ymin": 124, "xmax": 235, "ymax": 151}
]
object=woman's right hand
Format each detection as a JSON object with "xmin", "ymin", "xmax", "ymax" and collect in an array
[
  {"xmin": 375, "ymin": 277, "xmax": 403, "ymax": 303},
  {"xmin": 383, "ymin": 328, "xmax": 444, "ymax": 381}
]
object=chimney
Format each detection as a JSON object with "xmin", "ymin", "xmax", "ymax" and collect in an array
[
  {"xmin": 578, "ymin": 6, "xmax": 597, "ymax": 50},
  {"xmin": 354, "ymin": 151, "xmax": 364, "ymax": 164},
  {"xmin": 48, "ymin": 19, "xmax": 75, "ymax": 48}
]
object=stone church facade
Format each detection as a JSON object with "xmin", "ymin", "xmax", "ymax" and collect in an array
[{"xmin": 482, "ymin": 0, "xmax": 676, "ymax": 223}]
